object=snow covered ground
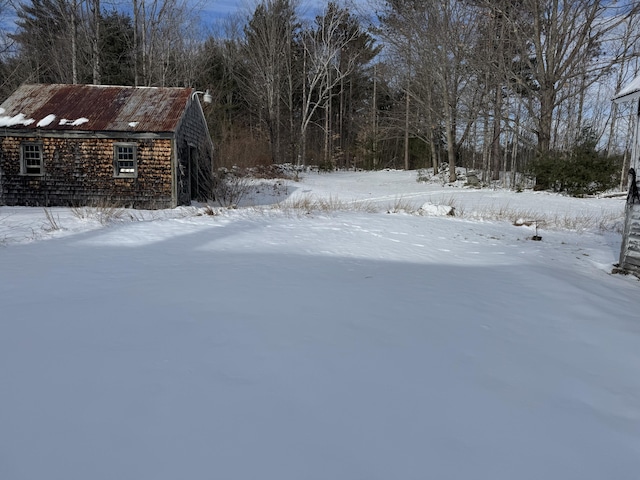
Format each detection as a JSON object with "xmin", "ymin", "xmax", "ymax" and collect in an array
[{"xmin": 1, "ymin": 170, "xmax": 639, "ymax": 480}]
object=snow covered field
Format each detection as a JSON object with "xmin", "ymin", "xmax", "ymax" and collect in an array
[{"xmin": 1, "ymin": 170, "xmax": 640, "ymax": 480}]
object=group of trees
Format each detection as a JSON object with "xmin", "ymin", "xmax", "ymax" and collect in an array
[
  {"xmin": 2, "ymin": 0, "xmax": 640, "ymax": 191},
  {"xmin": 377, "ymin": 0, "xmax": 640, "ymax": 184},
  {"xmin": 1, "ymin": 0, "xmax": 197, "ymax": 87},
  {"xmin": 198, "ymin": 0, "xmax": 382, "ymax": 172}
]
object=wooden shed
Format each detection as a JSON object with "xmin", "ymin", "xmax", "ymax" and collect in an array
[
  {"xmin": 0, "ymin": 84, "xmax": 213, "ymax": 209},
  {"xmin": 613, "ymin": 76, "xmax": 640, "ymax": 276}
]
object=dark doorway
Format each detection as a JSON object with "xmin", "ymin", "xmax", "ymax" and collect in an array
[{"xmin": 189, "ymin": 145, "xmax": 198, "ymax": 201}]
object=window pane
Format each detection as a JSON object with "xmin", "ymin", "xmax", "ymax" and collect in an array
[
  {"xmin": 115, "ymin": 145, "xmax": 136, "ymax": 176},
  {"xmin": 23, "ymin": 144, "xmax": 42, "ymax": 174}
]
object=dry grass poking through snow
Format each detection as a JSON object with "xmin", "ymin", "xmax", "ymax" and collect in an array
[
  {"xmin": 0, "ymin": 188, "xmax": 623, "ymax": 247},
  {"xmin": 462, "ymin": 204, "xmax": 624, "ymax": 233},
  {"xmin": 272, "ymin": 193, "xmax": 624, "ymax": 233},
  {"xmin": 71, "ymin": 205, "xmax": 127, "ymax": 225},
  {"xmin": 276, "ymin": 194, "xmax": 378, "ymax": 215}
]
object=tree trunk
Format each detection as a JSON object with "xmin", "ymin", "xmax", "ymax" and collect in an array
[
  {"xmin": 71, "ymin": 0, "xmax": 78, "ymax": 84},
  {"xmin": 444, "ymin": 98, "xmax": 456, "ymax": 182},
  {"xmin": 92, "ymin": 0, "xmax": 100, "ymax": 85},
  {"xmin": 491, "ymin": 85, "xmax": 502, "ymax": 180},
  {"xmin": 372, "ymin": 66, "xmax": 378, "ymax": 168},
  {"xmin": 537, "ymin": 87, "xmax": 555, "ymax": 154},
  {"xmin": 133, "ymin": 0, "xmax": 139, "ymax": 86},
  {"xmin": 429, "ymin": 128, "xmax": 437, "ymax": 173},
  {"xmin": 404, "ymin": 90, "xmax": 410, "ymax": 170}
]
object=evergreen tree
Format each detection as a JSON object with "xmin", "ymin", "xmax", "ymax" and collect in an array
[
  {"xmin": 11, "ymin": 0, "xmax": 75, "ymax": 83},
  {"xmin": 241, "ymin": 0, "xmax": 300, "ymax": 163},
  {"xmin": 99, "ymin": 10, "xmax": 135, "ymax": 85}
]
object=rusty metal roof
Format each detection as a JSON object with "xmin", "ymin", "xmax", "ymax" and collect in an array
[{"xmin": 0, "ymin": 84, "xmax": 195, "ymax": 133}]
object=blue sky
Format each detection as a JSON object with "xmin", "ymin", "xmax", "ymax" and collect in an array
[
  {"xmin": 200, "ymin": 0, "xmax": 325, "ymax": 19},
  {"xmin": 198, "ymin": 0, "xmax": 365, "ymax": 25}
]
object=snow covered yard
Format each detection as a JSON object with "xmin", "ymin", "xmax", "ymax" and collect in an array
[{"xmin": 1, "ymin": 170, "xmax": 640, "ymax": 480}]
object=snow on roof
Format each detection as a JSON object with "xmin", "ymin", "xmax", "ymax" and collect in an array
[
  {"xmin": 0, "ymin": 84, "xmax": 195, "ymax": 132},
  {"xmin": 613, "ymin": 75, "xmax": 640, "ymax": 103},
  {"xmin": 36, "ymin": 114, "xmax": 56, "ymax": 127},
  {"xmin": 0, "ymin": 113, "xmax": 35, "ymax": 127}
]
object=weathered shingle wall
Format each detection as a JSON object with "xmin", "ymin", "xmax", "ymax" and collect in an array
[{"xmin": 0, "ymin": 136, "xmax": 173, "ymax": 208}]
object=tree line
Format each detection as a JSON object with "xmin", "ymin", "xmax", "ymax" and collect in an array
[{"xmin": 1, "ymin": 0, "xmax": 640, "ymax": 190}]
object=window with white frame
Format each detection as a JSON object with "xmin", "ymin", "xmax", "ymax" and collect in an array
[
  {"xmin": 114, "ymin": 143, "xmax": 137, "ymax": 177},
  {"xmin": 21, "ymin": 142, "xmax": 44, "ymax": 175}
]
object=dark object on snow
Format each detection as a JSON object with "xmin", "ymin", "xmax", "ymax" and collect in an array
[
  {"xmin": 530, "ymin": 220, "xmax": 542, "ymax": 241},
  {"xmin": 628, "ymin": 168, "xmax": 640, "ymax": 205}
]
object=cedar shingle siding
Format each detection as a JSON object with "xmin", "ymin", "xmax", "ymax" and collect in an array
[{"xmin": 0, "ymin": 84, "xmax": 213, "ymax": 209}]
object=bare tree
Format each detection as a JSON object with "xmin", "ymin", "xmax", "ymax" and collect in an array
[
  {"xmin": 471, "ymin": 0, "xmax": 530, "ymax": 181},
  {"xmin": 500, "ymin": 0, "xmax": 640, "ymax": 154},
  {"xmin": 77, "ymin": 0, "xmax": 101, "ymax": 84},
  {"xmin": 378, "ymin": 0, "xmax": 483, "ymax": 181},
  {"xmin": 606, "ymin": 14, "xmax": 640, "ymax": 156},
  {"xmin": 131, "ymin": 0, "xmax": 193, "ymax": 86},
  {"xmin": 298, "ymin": 2, "xmax": 370, "ymax": 165}
]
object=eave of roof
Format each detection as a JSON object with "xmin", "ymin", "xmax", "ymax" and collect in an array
[{"xmin": 613, "ymin": 76, "xmax": 640, "ymax": 104}]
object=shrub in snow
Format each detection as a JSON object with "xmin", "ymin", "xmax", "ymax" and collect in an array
[
  {"xmin": 416, "ymin": 169, "xmax": 431, "ymax": 183},
  {"xmin": 212, "ymin": 168, "xmax": 251, "ymax": 207},
  {"xmin": 529, "ymin": 127, "xmax": 620, "ymax": 196}
]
